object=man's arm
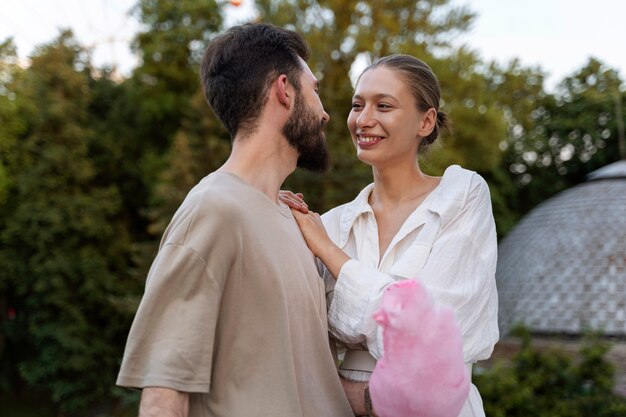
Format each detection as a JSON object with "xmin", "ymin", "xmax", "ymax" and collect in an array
[{"xmin": 139, "ymin": 387, "xmax": 189, "ymax": 417}]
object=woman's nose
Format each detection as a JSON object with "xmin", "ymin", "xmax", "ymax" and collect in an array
[{"xmin": 356, "ymin": 106, "xmax": 375, "ymax": 128}]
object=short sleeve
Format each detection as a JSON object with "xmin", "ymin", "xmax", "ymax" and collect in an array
[{"xmin": 116, "ymin": 243, "xmax": 222, "ymax": 392}]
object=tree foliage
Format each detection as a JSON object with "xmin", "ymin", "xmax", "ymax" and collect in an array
[
  {"xmin": 0, "ymin": 32, "xmax": 137, "ymax": 414},
  {"xmin": 129, "ymin": 0, "xmax": 223, "ymax": 150},
  {"xmin": 500, "ymin": 58, "xmax": 623, "ymax": 217},
  {"xmin": 475, "ymin": 327, "xmax": 626, "ymax": 417},
  {"xmin": 0, "ymin": 39, "xmax": 24, "ymax": 206}
]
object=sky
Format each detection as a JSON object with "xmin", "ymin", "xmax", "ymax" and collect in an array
[{"xmin": 1, "ymin": 0, "xmax": 625, "ymax": 91}]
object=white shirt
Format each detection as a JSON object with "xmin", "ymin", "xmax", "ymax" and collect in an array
[{"xmin": 320, "ymin": 165, "xmax": 499, "ymax": 417}]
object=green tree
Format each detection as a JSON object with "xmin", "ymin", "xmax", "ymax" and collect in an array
[
  {"xmin": 124, "ymin": 0, "xmax": 228, "ymax": 244},
  {"xmin": 0, "ymin": 38, "xmax": 27, "ymax": 395},
  {"xmin": 0, "ymin": 31, "xmax": 136, "ymax": 414},
  {"xmin": 501, "ymin": 58, "xmax": 624, "ymax": 216},
  {"xmin": 146, "ymin": 90, "xmax": 231, "ymax": 237},
  {"xmin": 0, "ymin": 39, "xmax": 24, "ymax": 206},
  {"xmin": 479, "ymin": 59, "xmax": 547, "ymax": 235},
  {"xmin": 130, "ymin": 0, "xmax": 223, "ymax": 150}
]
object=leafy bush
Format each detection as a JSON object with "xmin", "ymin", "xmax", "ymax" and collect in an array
[{"xmin": 475, "ymin": 327, "xmax": 626, "ymax": 417}]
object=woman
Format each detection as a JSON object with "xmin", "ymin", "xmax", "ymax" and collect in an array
[{"xmin": 282, "ymin": 55, "xmax": 498, "ymax": 417}]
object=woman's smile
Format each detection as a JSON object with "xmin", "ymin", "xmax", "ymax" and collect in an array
[{"xmin": 357, "ymin": 134, "xmax": 386, "ymax": 148}]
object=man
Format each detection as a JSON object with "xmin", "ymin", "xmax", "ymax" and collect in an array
[{"xmin": 116, "ymin": 23, "xmax": 353, "ymax": 417}]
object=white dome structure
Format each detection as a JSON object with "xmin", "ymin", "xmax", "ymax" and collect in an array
[{"xmin": 497, "ymin": 160, "xmax": 626, "ymax": 337}]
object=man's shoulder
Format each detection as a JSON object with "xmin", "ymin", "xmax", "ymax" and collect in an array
[
  {"xmin": 164, "ymin": 174, "xmax": 245, "ymax": 239},
  {"xmin": 183, "ymin": 173, "xmax": 246, "ymax": 214}
]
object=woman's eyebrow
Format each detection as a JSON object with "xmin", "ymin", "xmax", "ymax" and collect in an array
[{"xmin": 352, "ymin": 93, "xmax": 398, "ymax": 101}]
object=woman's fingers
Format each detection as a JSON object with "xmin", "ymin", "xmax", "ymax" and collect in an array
[{"xmin": 279, "ymin": 190, "xmax": 308, "ymax": 213}]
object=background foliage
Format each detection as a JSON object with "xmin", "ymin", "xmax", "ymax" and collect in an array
[
  {"xmin": 475, "ymin": 327, "xmax": 626, "ymax": 417},
  {"xmin": 0, "ymin": 0, "xmax": 623, "ymax": 415}
]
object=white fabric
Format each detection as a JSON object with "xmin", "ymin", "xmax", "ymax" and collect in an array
[{"xmin": 319, "ymin": 165, "xmax": 499, "ymax": 417}]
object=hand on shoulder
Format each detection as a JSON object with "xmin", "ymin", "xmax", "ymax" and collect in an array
[{"xmin": 279, "ymin": 190, "xmax": 309, "ymax": 213}]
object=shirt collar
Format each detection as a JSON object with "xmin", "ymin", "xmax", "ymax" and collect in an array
[
  {"xmin": 336, "ymin": 165, "xmax": 469, "ymax": 247},
  {"xmin": 337, "ymin": 182, "xmax": 374, "ymax": 247}
]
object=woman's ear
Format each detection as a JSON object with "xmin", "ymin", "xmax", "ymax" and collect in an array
[{"xmin": 417, "ymin": 107, "xmax": 437, "ymax": 138}]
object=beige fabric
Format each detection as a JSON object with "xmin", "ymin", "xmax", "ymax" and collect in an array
[{"xmin": 117, "ymin": 172, "xmax": 352, "ymax": 417}]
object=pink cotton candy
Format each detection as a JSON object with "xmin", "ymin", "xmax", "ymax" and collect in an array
[{"xmin": 369, "ymin": 279, "xmax": 469, "ymax": 417}]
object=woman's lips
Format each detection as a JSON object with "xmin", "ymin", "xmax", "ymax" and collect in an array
[{"xmin": 357, "ymin": 135, "xmax": 385, "ymax": 149}]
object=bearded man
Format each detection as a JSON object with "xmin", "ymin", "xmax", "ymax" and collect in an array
[{"xmin": 116, "ymin": 23, "xmax": 353, "ymax": 417}]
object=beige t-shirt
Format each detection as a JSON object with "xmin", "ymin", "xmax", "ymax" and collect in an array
[{"xmin": 117, "ymin": 172, "xmax": 352, "ymax": 417}]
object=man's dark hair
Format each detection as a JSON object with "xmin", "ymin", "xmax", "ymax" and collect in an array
[{"xmin": 200, "ymin": 23, "xmax": 311, "ymax": 138}]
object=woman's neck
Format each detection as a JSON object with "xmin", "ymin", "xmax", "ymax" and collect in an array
[{"xmin": 370, "ymin": 161, "xmax": 430, "ymax": 206}]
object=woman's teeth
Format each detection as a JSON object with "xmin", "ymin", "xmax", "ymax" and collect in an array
[{"xmin": 359, "ymin": 136, "xmax": 382, "ymax": 143}]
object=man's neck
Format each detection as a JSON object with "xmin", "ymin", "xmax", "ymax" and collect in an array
[{"xmin": 217, "ymin": 132, "xmax": 298, "ymax": 204}]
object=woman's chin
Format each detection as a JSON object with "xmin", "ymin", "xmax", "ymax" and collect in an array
[{"xmin": 355, "ymin": 153, "xmax": 376, "ymax": 167}]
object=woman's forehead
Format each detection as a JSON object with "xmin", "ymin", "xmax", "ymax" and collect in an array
[{"xmin": 355, "ymin": 67, "xmax": 410, "ymax": 97}]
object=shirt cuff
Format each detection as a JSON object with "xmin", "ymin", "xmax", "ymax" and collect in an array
[
  {"xmin": 116, "ymin": 373, "xmax": 210, "ymax": 393},
  {"xmin": 328, "ymin": 259, "xmax": 394, "ymax": 342}
]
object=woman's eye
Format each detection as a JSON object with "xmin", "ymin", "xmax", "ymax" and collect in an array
[
  {"xmin": 351, "ymin": 103, "xmax": 363, "ymax": 110},
  {"xmin": 378, "ymin": 103, "xmax": 391, "ymax": 109}
]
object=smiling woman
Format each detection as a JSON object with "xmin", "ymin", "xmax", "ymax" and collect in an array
[
  {"xmin": 348, "ymin": 59, "xmax": 448, "ymax": 169},
  {"xmin": 281, "ymin": 54, "xmax": 499, "ymax": 417}
]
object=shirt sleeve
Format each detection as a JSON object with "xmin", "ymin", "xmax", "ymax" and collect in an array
[
  {"xmin": 328, "ymin": 175, "xmax": 499, "ymax": 363},
  {"xmin": 116, "ymin": 243, "xmax": 223, "ymax": 392}
]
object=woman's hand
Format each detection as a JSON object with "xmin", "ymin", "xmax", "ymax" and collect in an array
[
  {"xmin": 339, "ymin": 379, "xmax": 378, "ymax": 417},
  {"xmin": 291, "ymin": 209, "xmax": 350, "ymax": 279},
  {"xmin": 279, "ymin": 190, "xmax": 308, "ymax": 213},
  {"xmin": 290, "ymin": 209, "xmax": 330, "ymax": 256}
]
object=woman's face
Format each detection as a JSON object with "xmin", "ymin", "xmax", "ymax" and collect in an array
[{"xmin": 347, "ymin": 66, "xmax": 434, "ymax": 168}]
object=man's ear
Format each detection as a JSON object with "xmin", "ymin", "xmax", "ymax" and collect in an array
[{"xmin": 275, "ymin": 74, "xmax": 292, "ymax": 109}]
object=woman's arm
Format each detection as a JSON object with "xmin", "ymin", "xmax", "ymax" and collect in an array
[
  {"xmin": 280, "ymin": 190, "xmax": 350, "ymax": 276},
  {"xmin": 282, "ymin": 177, "xmax": 498, "ymax": 363},
  {"xmin": 290, "ymin": 208, "xmax": 351, "ymax": 278},
  {"xmin": 414, "ymin": 177, "xmax": 499, "ymax": 361},
  {"xmin": 327, "ymin": 176, "xmax": 498, "ymax": 362}
]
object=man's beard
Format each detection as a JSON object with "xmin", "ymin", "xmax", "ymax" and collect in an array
[{"xmin": 282, "ymin": 94, "xmax": 330, "ymax": 172}]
